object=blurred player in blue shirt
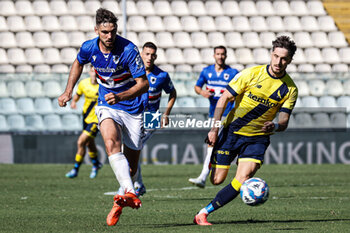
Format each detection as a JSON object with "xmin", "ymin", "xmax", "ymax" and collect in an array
[
  {"xmin": 58, "ymin": 8, "xmax": 149, "ymax": 226},
  {"xmin": 189, "ymin": 46, "xmax": 239, "ymax": 188},
  {"xmin": 117, "ymin": 42, "xmax": 177, "ymax": 197}
]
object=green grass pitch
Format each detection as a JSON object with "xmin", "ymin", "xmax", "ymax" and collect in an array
[{"xmin": 0, "ymin": 164, "xmax": 349, "ymax": 233}]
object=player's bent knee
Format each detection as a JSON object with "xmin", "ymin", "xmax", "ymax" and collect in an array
[{"xmin": 104, "ymin": 138, "xmax": 121, "ymax": 155}]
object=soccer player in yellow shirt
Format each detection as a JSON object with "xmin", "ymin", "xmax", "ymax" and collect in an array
[
  {"xmin": 65, "ymin": 66, "xmax": 102, "ymax": 179},
  {"xmin": 193, "ymin": 36, "xmax": 298, "ymax": 225}
]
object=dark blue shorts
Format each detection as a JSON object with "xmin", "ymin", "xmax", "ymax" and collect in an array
[
  {"xmin": 211, "ymin": 125, "xmax": 270, "ymax": 169},
  {"xmin": 83, "ymin": 121, "xmax": 99, "ymax": 138}
]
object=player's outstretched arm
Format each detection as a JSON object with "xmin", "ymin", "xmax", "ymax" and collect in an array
[
  {"xmin": 105, "ymin": 75, "xmax": 149, "ymax": 105},
  {"xmin": 161, "ymin": 89, "xmax": 177, "ymax": 127},
  {"xmin": 207, "ymin": 90, "xmax": 235, "ymax": 146},
  {"xmin": 58, "ymin": 59, "xmax": 84, "ymax": 107},
  {"xmin": 262, "ymin": 112, "xmax": 290, "ymax": 133}
]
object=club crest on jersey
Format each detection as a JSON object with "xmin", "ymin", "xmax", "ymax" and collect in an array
[
  {"xmin": 150, "ymin": 76, "xmax": 157, "ymax": 84},
  {"xmin": 113, "ymin": 55, "xmax": 120, "ymax": 64},
  {"xmin": 224, "ymin": 73, "xmax": 230, "ymax": 80},
  {"xmin": 92, "ymin": 55, "xmax": 96, "ymax": 62},
  {"xmin": 208, "ymin": 73, "xmax": 212, "ymax": 78}
]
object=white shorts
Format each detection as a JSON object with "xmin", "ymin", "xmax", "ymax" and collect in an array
[
  {"xmin": 95, "ymin": 106, "xmax": 144, "ymax": 150},
  {"xmin": 141, "ymin": 128, "xmax": 156, "ymax": 147}
]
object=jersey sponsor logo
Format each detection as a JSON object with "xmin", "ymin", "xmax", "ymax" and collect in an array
[
  {"xmin": 247, "ymin": 92, "xmax": 278, "ymax": 108},
  {"xmin": 224, "ymin": 73, "xmax": 230, "ymax": 80}
]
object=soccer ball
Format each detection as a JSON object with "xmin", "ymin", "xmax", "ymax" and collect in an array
[{"xmin": 240, "ymin": 177, "xmax": 269, "ymax": 206}]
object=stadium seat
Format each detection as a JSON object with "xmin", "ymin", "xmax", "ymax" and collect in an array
[
  {"xmin": 322, "ymin": 48, "xmax": 340, "ymax": 64},
  {"xmin": 242, "ymin": 32, "xmax": 262, "ymax": 48},
  {"xmin": 183, "ymin": 48, "xmax": 202, "ymax": 65},
  {"xmin": 200, "ymin": 48, "xmax": 214, "ymax": 64},
  {"xmin": 33, "ymin": 31, "xmax": 52, "ymax": 48},
  {"xmin": 7, "ymin": 114, "xmax": 26, "ymax": 131},
  {"xmin": 76, "ymin": 16, "xmax": 94, "ymax": 32},
  {"xmin": 266, "ymin": 16, "xmax": 285, "ymax": 32},
  {"xmin": 16, "ymin": 32, "xmax": 35, "ymax": 48},
  {"xmin": 153, "ymin": 1, "xmax": 172, "ymax": 16},
  {"xmin": 330, "ymin": 113, "xmax": 347, "ymax": 128},
  {"xmin": 318, "ymin": 16, "xmax": 337, "ymax": 32},
  {"xmin": 191, "ymin": 32, "xmax": 209, "ymax": 48},
  {"xmin": 294, "ymin": 97, "xmax": 303, "ymax": 108},
  {"xmin": 25, "ymin": 80, "xmax": 43, "ymax": 98},
  {"xmin": 339, "ymin": 48, "xmax": 350, "ymax": 63},
  {"xmin": 25, "ymin": 114, "xmax": 45, "ymax": 131},
  {"xmin": 325, "ymin": 80, "xmax": 343, "ymax": 97},
  {"xmin": 298, "ymin": 64, "xmax": 315, "ymax": 72},
  {"xmin": 0, "ymin": 81, "xmax": 8, "ymax": 98},
  {"xmin": 177, "ymin": 97, "xmax": 196, "ymax": 107},
  {"xmin": 0, "ymin": 49, "xmax": 8, "ymax": 65},
  {"xmin": 61, "ymin": 113, "xmax": 81, "ymax": 131},
  {"xmin": 158, "ymin": 64, "xmax": 174, "ymax": 73},
  {"xmin": 0, "ymin": 65, "xmax": 15, "ymax": 73},
  {"xmin": 146, "ymin": 16, "xmax": 164, "ymax": 32},
  {"xmin": 43, "ymin": 48, "xmax": 61, "ymax": 64},
  {"xmin": 249, "ymin": 16, "xmax": 268, "ymax": 32},
  {"xmin": 136, "ymin": 1, "xmax": 155, "ymax": 16},
  {"xmin": 51, "ymin": 32, "xmax": 69, "ymax": 48},
  {"xmin": 284, "ymin": 16, "xmax": 302, "ymax": 32},
  {"xmin": 33, "ymin": 0, "xmax": 51, "ymax": 15},
  {"xmin": 0, "ymin": 115, "xmax": 8, "ymax": 131},
  {"xmin": 126, "ymin": 1, "xmax": 138, "ymax": 16},
  {"xmin": 16, "ymin": 98, "xmax": 35, "ymax": 114},
  {"xmin": 273, "ymin": 1, "xmax": 292, "ymax": 16},
  {"xmin": 205, "ymin": 1, "xmax": 223, "ymax": 16},
  {"xmin": 138, "ymin": 32, "xmax": 156, "ymax": 47},
  {"xmin": 34, "ymin": 64, "xmax": 51, "ymax": 73},
  {"xmin": 239, "ymin": 1, "xmax": 258, "ymax": 16},
  {"xmin": 52, "ymin": 64, "xmax": 69, "ymax": 73},
  {"xmin": 307, "ymin": 1, "xmax": 327, "ymax": 16},
  {"xmin": 126, "ymin": 32, "xmax": 139, "ymax": 47},
  {"xmin": 232, "ymin": 16, "xmax": 251, "ymax": 32},
  {"xmin": 7, "ymin": 48, "xmax": 26, "ymax": 65},
  {"xmin": 188, "ymin": 1, "xmax": 206, "ymax": 16},
  {"xmin": 163, "ymin": 16, "xmax": 182, "ymax": 32},
  {"xmin": 336, "ymin": 96, "xmax": 350, "ymax": 110},
  {"xmin": 315, "ymin": 64, "xmax": 332, "ymax": 73},
  {"xmin": 67, "ymin": 0, "xmax": 86, "ymax": 15},
  {"xmin": 7, "ymin": 16, "xmax": 26, "ymax": 32},
  {"xmin": 42, "ymin": 16, "xmax": 60, "ymax": 31},
  {"xmin": 215, "ymin": 16, "xmax": 234, "ymax": 32},
  {"xmin": 0, "ymin": 16, "xmax": 8, "ymax": 32},
  {"xmin": 195, "ymin": 97, "xmax": 210, "ymax": 108},
  {"xmin": 294, "ymin": 113, "xmax": 313, "ymax": 128},
  {"xmin": 302, "ymin": 96, "xmax": 320, "ymax": 108},
  {"xmin": 15, "ymin": 0, "xmax": 33, "ymax": 16},
  {"xmin": 43, "ymin": 114, "xmax": 62, "ymax": 131},
  {"xmin": 0, "ymin": 1, "xmax": 16, "ymax": 16},
  {"xmin": 171, "ymin": 1, "xmax": 189, "ymax": 16},
  {"xmin": 59, "ymin": 16, "xmax": 78, "ymax": 31},
  {"xmin": 332, "ymin": 64, "xmax": 349, "ymax": 73},
  {"xmin": 259, "ymin": 32, "xmax": 276, "ymax": 48},
  {"xmin": 156, "ymin": 32, "xmax": 174, "ymax": 48},
  {"xmin": 304, "ymin": 48, "xmax": 323, "ymax": 64},
  {"xmin": 311, "ymin": 32, "xmax": 330, "ymax": 48},
  {"xmin": 84, "ymin": 0, "xmax": 101, "ymax": 15},
  {"xmin": 294, "ymin": 80, "xmax": 310, "ymax": 97},
  {"xmin": 7, "ymin": 80, "xmax": 26, "ymax": 98},
  {"xmin": 290, "ymin": 0, "xmax": 309, "ymax": 16},
  {"xmin": 0, "ymin": 32, "xmax": 16, "ymax": 48},
  {"xmin": 128, "ymin": 16, "xmax": 147, "ymax": 32},
  {"xmin": 100, "ymin": 1, "xmax": 120, "ymax": 15},
  {"xmin": 208, "ymin": 32, "xmax": 226, "ymax": 47},
  {"xmin": 0, "ymin": 98, "xmax": 18, "ymax": 114},
  {"xmin": 16, "ymin": 65, "xmax": 33, "ymax": 73},
  {"xmin": 301, "ymin": 16, "xmax": 319, "ymax": 32},
  {"xmin": 198, "ymin": 16, "xmax": 216, "ymax": 32},
  {"xmin": 181, "ymin": 16, "xmax": 199, "ymax": 32},
  {"xmin": 236, "ymin": 48, "xmax": 254, "ymax": 64},
  {"xmin": 192, "ymin": 64, "xmax": 207, "ymax": 73},
  {"xmin": 286, "ymin": 64, "xmax": 297, "ymax": 73},
  {"xmin": 256, "ymin": 1, "xmax": 275, "ymax": 16},
  {"xmin": 328, "ymin": 32, "xmax": 348, "ymax": 48},
  {"xmin": 165, "ymin": 48, "xmax": 184, "ymax": 65},
  {"xmin": 226, "ymin": 48, "xmax": 237, "ymax": 65},
  {"xmin": 68, "ymin": 32, "xmax": 86, "ymax": 47},
  {"xmin": 308, "ymin": 79, "xmax": 325, "ymax": 97},
  {"xmin": 293, "ymin": 32, "xmax": 313, "ymax": 48},
  {"xmin": 319, "ymin": 96, "xmax": 337, "ymax": 108},
  {"xmin": 253, "ymin": 48, "xmax": 270, "ymax": 64},
  {"xmin": 43, "ymin": 80, "xmax": 62, "ymax": 98},
  {"xmin": 225, "ymin": 32, "xmax": 244, "ymax": 48},
  {"xmin": 222, "ymin": 1, "xmax": 240, "ymax": 16},
  {"xmin": 24, "ymin": 16, "xmax": 43, "ymax": 32},
  {"xmin": 174, "ymin": 32, "xmax": 192, "ymax": 48},
  {"xmin": 312, "ymin": 113, "xmax": 331, "ymax": 128},
  {"xmin": 35, "ymin": 97, "xmax": 53, "ymax": 114}
]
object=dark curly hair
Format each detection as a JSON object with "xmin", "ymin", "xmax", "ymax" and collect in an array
[
  {"xmin": 143, "ymin": 42, "xmax": 157, "ymax": 52},
  {"xmin": 96, "ymin": 8, "xmax": 118, "ymax": 26},
  {"xmin": 272, "ymin": 36, "xmax": 297, "ymax": 58}
]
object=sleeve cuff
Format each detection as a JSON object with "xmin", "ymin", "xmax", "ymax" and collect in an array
[
  {"xmin": 227, "ymin": 85, "xmax": 238, "ymax": 97},
  {"xmin": 280, "ymin": 108, "xmax": 292, "ymax": 114}
]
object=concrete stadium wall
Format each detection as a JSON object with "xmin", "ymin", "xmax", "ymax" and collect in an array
[{"xmin": 1, "ymin": 129, "xmax": 350, "ymax": 164}]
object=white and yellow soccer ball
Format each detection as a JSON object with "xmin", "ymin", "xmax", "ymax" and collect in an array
[{"xmin": 240, "ymin": 177, "xmax": 269, "ymax": 206}]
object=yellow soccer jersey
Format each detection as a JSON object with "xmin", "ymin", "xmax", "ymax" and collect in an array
[
  {"xmin": 76, "ymin": 78, "xmax": 99, "ymax": 124},
  {"xmin": 223, "ymin": 65, "xmax": 298, "ymax": 136}
]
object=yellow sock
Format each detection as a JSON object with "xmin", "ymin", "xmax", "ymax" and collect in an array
[
  {"xmin": 75, "ymin": 154, "xmax": 84, "ymax": 163},
  {"xmin": 231, "ymin": 178, "xmax": 242, "ymax": 191},
  {"xmin": 88, "ymin": 152, "xmax": 97, "ymax": 159}
]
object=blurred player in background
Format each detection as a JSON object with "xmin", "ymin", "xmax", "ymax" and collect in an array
[
  {"xmin": 65, "ymin": 66, "xmax": 102, "ymax": 179},
  {"xmin": 189, "ymin": 46, "xmax": 239, "ymax": 188},
  {"xmin": 58, "ymin": 8, "xmax": 149, "ymax": 226},
  {"xmin": 193, "ymin": 36, "xmax": 298, "ymax": 225},
  {"xmin": 117, "ymin": 41, "xmax": 177, "ymax": 196}
]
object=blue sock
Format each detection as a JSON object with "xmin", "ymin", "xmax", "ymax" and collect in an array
[
  {"xmin": 73, "ymin": 162, "xmax": 81, "ymax": 170},
  {"xmin": 211, "ymin": 178, "xmax": 242, "ymax": 211}
]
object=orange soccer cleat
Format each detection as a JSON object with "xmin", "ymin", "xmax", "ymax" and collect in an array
[
  {"xmin": 106, "ymin": 202, "xmax": 123, "ymax": 226},
  {"xmin": 193, "ymin": 213, "xmax": 212, "ymax": 226},
  {"xmin": 114, "ymin": 192, "xmax": 142, "ymax": 209}
]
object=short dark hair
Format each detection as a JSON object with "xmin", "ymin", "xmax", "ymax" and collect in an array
[
  {"xmin": 143, "ymin": 42, "xmax": 157, "ymax": 52},
  {"xmin": 96, "ymin": 8, "xmax": 117, "ymax": 26},
  {"xmin": 214, "ymin": 45, "xmax": 227, "ymax": 54},
  {"xmin": 272, "ymin": 36, "xmax": 297, "ymax": 58}
]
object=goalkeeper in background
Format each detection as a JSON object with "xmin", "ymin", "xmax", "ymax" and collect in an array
[{"xmin": 65, "ymin": 66, "xmax": 102, "ymax": 179}]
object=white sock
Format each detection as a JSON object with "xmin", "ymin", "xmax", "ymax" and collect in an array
[
  {"xmin": 198, "ymin": 208, "xmax": 209, "ymax": 215},
  {"xmin": 198, "ymin": 147, "xmax": 213, "ymax": 181},
  {"xmin": 108, "ymin": 152, "xmax": 135, "ymax": 194}
]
